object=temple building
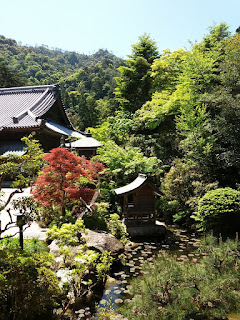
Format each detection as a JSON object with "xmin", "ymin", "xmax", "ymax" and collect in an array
[{"xmin": 0, "ymin": 84, "xmax": 100, "ymax": 158}]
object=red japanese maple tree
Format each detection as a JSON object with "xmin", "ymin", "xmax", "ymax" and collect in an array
[{"xmin": 31, "ymin": 147, "xmax": 104, "ymax": 216}]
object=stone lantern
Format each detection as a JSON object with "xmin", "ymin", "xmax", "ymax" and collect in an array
[{"xmin": 14, "ymin": 209, "xmax": 25, "ymax": 250}]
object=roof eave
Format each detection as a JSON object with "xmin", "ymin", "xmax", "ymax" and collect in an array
[
  {"xmin": 0, "ymin": 125, "xmax": 42, "ymax": 133},
  {"xmin": 115, "ymin": 174, "xmax": 160, "ymax": 196}
]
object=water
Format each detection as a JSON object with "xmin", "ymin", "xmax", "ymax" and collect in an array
[
  {"xmin": 94, "ymin": 226, "xmax": 202, "ymax": 315},
  {"xmin": 78, "ymin": 226, "xmax": 240, "ymax": 319}
]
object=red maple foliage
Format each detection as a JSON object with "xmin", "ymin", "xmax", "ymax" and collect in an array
[{"xmin": 31, "ymin": 147, "xmax": 104, "ymax": 215}]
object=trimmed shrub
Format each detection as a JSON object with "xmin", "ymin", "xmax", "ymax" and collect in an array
[{"xmin": 193, "ymin": 187, "xmax": 240, "ymax": 233}]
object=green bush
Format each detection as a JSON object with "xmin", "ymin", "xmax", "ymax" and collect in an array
[
  {"xmin": 161, "ymin": 159, "xmax": 218, "ymax": 226},
  {"xmin": 83, "ymin": 202, "xmax": 109, "ymax": 230},
  {"xmin": 83, "ymin": 203, "xmax": 129, "ymax": 245},
  {"xmin": 120, "ymin": 235, "xmax": 240, "ymax": 320},
  {"xmin": 156, "ymin": 196, "xmax": 180, "ymax": 224},
  {"xmin": 192, "ymin": 187, "xmax": 240, "ymax": 233},
  {"xmin": 107, "ymin": 213, "xmax": 128, "ymax": 244},
  {"xmin": 0, "ymin": 238, "xmax": 60, "ymax": 320},
  {"xmin": 38, "ymin": 206, "xmax": 77, "ymax": 227}
]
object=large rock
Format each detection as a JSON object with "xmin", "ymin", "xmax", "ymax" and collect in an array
[
  {"xmin": 82, "ymin": 230, "xmax": 124, "ymax": 254},
  {"xmin": 48, "ymin": 240, "xmax": 61, "ymax": 255},
  {"xmin": 48, "ymin": 230, "xmax": 124, "ymax": 256}
]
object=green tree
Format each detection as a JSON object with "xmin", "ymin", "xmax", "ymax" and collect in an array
[
  {"xmin": 94, "ymin": 140, "xmax": 160, "ymax": 184},
  {"xmin": 0, "ymin": 62, "xmax": 27, "ymax": 87},
  {"xmin": 130, "ymin": 33, "xmax": 159, "ymax": 64},
  {"xmin": 176, "ymin": 104, "xmax": 215, "ymax": 168},
  {"xmin": 132, "ymin": 82, "xmax": 198, "ymax": 160},
  {"xmin": 181, "ymin": 23, "xmax": 229, "ymax": 94},
  {"xmin": 121, "ymin": 235, "xmax": 240, "ymax": 320},
  {"xmin": 115, "ymin": 34, "xmax": 159, "ymax": 112},
  {"xmin": 201, "ymin": 31, "xmax": 240, "ymax": 186},
  {"xmin": 151, "ymin": 48, "xmax": 186, "ymax": 92},
  {"xmin": 161, "ymin": 159, "xmax": 218, "ymax": 225},
  {"xmin": 0, "ymin": 135, "xmax": 44, "ymax": 209},
  {"xmin": 131, "ymin": 25, "xmax": 229, "ymax": 163}
]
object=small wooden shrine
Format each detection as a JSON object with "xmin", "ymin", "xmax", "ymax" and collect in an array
[{"xmin": 115, "ymin": 174, "xmax": 160, "ymax": 227}]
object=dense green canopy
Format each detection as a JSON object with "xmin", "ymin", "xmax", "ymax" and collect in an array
[{"xmin": 1, "ymin": 23, "xmax": 240, "ymax": 230}]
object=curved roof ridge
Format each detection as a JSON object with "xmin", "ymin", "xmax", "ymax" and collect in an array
[
  {"xmin": 14, "ymin": 88, "xmax": 51, "ymax": 122},
  {"xmin": 115, "ymin": 174, "xmax": 148, "ymax": 195},
  {"xmin": 0, "ymin": 84, "xmax": 57, "ymax": 93}
]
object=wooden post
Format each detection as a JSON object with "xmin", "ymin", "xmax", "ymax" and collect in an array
[{"xmin": 19, "ymin": 223, "xmax": 23, "ymax": 250}]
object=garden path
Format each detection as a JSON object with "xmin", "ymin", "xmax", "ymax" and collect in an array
[{"xmin": 0, "ymin": 188, "xmax": 47, "ymax": 240}]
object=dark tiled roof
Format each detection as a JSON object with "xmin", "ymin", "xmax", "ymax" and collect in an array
[
  {"xmin": 0, "ymin": 140, "xmax": 26, "ymax": 156},
  {"xmin": 0, "ymin": 85, "xmax": 102, "ymax": 154},
  {"xmin": 0, "ymin": 85, "xmax": 59, "ymax": 131}
]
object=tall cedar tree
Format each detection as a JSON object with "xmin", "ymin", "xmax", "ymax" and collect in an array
[
  {"xmin": 115, "ymin": 34, "xmax": 159, "ymax": 112},
  {"xmin": 31, "ymin": 148, "xmax": 104, "ymax": 216}
]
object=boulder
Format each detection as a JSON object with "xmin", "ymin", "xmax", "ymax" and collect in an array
[
  {"xmin": 82, "ymin": 230, "xmax": 124, "ymax": 254},
  {"xmin": 48, "ymin": 230, "xmax": 124, "ymax": 256},
  {"xmin": 48, "ymin": 240, "xmax": 60, "ymax": 255}
]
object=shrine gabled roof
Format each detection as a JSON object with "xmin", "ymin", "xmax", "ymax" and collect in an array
[
  {"xmin": 0, "ymin": 84, "xmax": 70, "ymax": 132},
  {"xmin": 66, "ymin": 136, "xmax": 102, "ymax": 149},
  {"xmin": 115, "ymin": 174, "xmax": 148, "ymax": 195}
]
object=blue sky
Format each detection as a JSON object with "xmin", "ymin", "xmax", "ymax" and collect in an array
[{"xmin": 1, "ymin": 0, "xmax": 239, "ymax": 58}]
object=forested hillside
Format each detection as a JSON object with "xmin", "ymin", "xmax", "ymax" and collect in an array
[
  {"xmin": 0, "ymin": 35, "xmax": 124, "ymax": 129},
  {"xmin": 1, "ymin": 23, "xmax": 240, "ymax": 232}
]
